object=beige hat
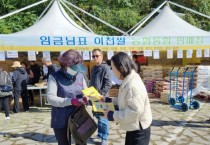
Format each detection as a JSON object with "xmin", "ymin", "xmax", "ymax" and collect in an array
[{"xmin": 11, "ymin": 61, "xmax": 22, "ymax": 68}]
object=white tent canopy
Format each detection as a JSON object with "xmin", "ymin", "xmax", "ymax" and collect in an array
[
  {"xmin": 12, "ymin": 0, "xmax": 95, "ymax": 36},
  {"xmin": 133, "ymin": 5, "xmax": 210, "ymax": 36}
]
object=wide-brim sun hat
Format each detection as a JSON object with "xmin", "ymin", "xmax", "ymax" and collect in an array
[
  {"xmin": 70, "ymin": 63, "xmax": 87, "ymax": 74},
  {"xmin": 11, "ymin": 61, "xmax": 22, "ymax": 68}
]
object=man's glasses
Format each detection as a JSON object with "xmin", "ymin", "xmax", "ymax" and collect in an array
[{"xmin": 92, "ymin": 55, "xmax": 100, "ymax": 58}]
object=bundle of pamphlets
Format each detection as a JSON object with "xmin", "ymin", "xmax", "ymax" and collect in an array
[
  {"xmin": 82, "ymin": 86, "xmax": 115, "ymax": 113},
  {"xmin": 92, "ymin": 102, "xmax": 115, "ymax": 112},
  {"xmin": 82, "ymin": 86, "xmax": 102, "ymax": 102}
]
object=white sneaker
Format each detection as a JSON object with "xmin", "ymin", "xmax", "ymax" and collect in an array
[
  {"xmin": 93, "ymin": 135, "xmax": 101, "ymax": 142},
  {"xmin": 101, "ymin": 140, "xmax": 108, "ymax": 145},
  {"xmin": 5, "ymin": 117, "xmax": 10, "ymax": 120}
]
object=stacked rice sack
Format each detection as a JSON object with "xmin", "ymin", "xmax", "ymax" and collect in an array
[
  {"xmin": 158, "ymin": 76, "xmax": 189, "ymax": 103},
  {"xmin": 155, "ymin": 80, "xmax": 170, "ymax": 103}
]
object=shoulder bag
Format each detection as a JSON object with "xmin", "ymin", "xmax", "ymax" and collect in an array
[{"xmin": 67, "ymin": 104, "xmax": 97, "ymax": 145}]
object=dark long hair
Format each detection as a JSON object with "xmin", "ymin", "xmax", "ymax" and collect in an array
[{"xmin": 111, "ymin": 52, "xmax": 137, "ymax": 78}]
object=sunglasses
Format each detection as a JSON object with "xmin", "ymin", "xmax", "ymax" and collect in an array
[{"xmin": 92, "ymin": 55, "xmax": 100, "ymax": 58}]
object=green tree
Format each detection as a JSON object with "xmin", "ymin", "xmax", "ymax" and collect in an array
[
  {"xmin": 0, "ymin": 0, "xmax": 209, "ymax": 34},
  {"xmin": 67, "ymin": 0, "xmax": 152, "ymax": 35},
  {"xmin": 0, "ymin": 0, "xmax": 50, "ymax": 34},
  {"xmin": 151, "ymin": 0, "xmax": 210, "ymax": 31}
]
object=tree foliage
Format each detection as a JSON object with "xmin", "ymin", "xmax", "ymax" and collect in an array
[
  {"xmin": 152, "ymin": 0, "xmax": 210, "ymax": 31},
  {"xmin": 0, "ymin": 0, "xmax": 209, "ymax": 35},
  {"xmin": 0, "ymin": 0, "xmax": 50, "ymax": 33}
]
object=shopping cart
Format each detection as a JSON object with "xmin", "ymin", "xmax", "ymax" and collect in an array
[{"xmin": 168, "ymin": 67, "xmax": 180, "ymax": 105}]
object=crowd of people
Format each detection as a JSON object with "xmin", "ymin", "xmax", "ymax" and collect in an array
[
  {"xmin": 0, "ymin": 49, "xmax": 152, "ymax": 145},
  {"xmin": 0, "ymin": 59, "xmax": 59, "ymax": 119}
]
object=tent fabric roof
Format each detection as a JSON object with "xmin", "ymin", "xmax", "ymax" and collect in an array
[
  {"xmin": 134, "ymin": 5, "xmax": 210, "ymax": 36},
  {"xmin": 13, "ymin": 0, "xmax": 95, "ymax": 36}
]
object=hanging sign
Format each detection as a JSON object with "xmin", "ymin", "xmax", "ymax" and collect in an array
[
  {"xmin": 204, "ymin": 49, "xmax": 210, "ymax": 58},
  {"xmin": 107, "ymin": 51, "xmax": 114, "ymax": 60},
  {"xmin": 28, "ymin": 51, "xmax": 36, "ymax": 61},
  {"xmin": 144, "ymin": 50, "xmax": 152, "ymax": 57},
  {"xmin": 7, "ymin": 51, "xmax": 18, "ymax": 58},
  {"xmin": 153, "ymin": 50, "xmax": 160, "ymax": 59},
  {"xmin": 186, "ymin": 50, "xmax": 193, "ymax": 58},
  {"xmin": 43, "ymin": 51, "xmax": 51, "ymax": 61},
  {"xmin": 0, "ymin": 51, "xmax": 5, "ymax": 61},
  {"xmin": 82, "ymin": 51, "xmax": 90, "ymax": 60},
  {"xmin": 196, "ymin": 49, "xmax": 202, "ymax": 58},
  {"xmin": 167, "ymin": 50, "xmax": 173, "ymax": 59},
  {"xmin": 177, "ymin": 50, "xmax": 183, "ymax": 58}
]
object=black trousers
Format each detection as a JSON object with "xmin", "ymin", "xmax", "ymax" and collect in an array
[
  {"xmin": 125, "ymin": 126, "xmax": 151, "ymax": 145},
  {"xmin": 0, "ymin": 96, "xmax": 10, "ymax": 117},
  {"xmin": 21, "ymin": 90, "xmax": 29, "ymax": 111},
  {"xmin": 28, "ymin": 90, "xmax": 34, "ymax": 103},
  {"xmin": 53, "ymin": 128, "xmax": 87, "ymax": 145}
]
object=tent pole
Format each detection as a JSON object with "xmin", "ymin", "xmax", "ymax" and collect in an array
[
  {"xmin": 0, "ymin": 0, "xmax": 49, "ymax": 20},
  {"xmin": 123, "ymin": 10, "xmax": 160, "ymax": 36},
  {"xmin": 59, "ymin": 0, "xmax": 94, "ymax": 33},
  {"xmin": 168, "ymin": 1, "xmax": 210, "ymax": 19},
  {"xmin": 62, "ymin": 0, "xmax": 126, "ymax": 34},
  {"xmin": 35, "ymin": 0, "xmax": 54, "ymax": 23},
  {"xmin": 130, "ymin": 1, "xmax": 168, "ymax": 36}
]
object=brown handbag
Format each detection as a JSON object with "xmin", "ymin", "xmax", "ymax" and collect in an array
[{"xmin": 67, "ymin": 104, "xmax": 97, "ymax": 145}]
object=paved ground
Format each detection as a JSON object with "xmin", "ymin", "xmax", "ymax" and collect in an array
[{"xmin": 1, "ymin": 99, "xmax": 210, "ymax": 145}]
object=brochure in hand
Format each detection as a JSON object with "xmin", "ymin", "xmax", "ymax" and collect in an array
[
  {"xmin": 82, "ymin": 86, "xmax": 102, "ymax": 102},
  {"xmin": 82, "ymin": 86, "xmax": 115, "ymax": 113},
  {"xmin": 92, "ymin": 102, "xmax": 115, "ymax": 113}
]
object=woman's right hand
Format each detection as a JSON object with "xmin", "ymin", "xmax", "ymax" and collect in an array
[
  {"xmin": 71, "ymin": 97, "xmax": 88, "ymax": 106},
  {"xmin": 99, "ymin": 95, "xmax": 105, "ymax": 102}
]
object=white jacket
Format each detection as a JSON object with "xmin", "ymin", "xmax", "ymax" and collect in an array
[{"xmin": 113, "ymin": 70, "xmax": 152, "ymax": 131}]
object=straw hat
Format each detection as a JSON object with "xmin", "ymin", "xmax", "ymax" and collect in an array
[{"xmin": 11, "ymin": 61, "xmax": 22, "ymax": 68}]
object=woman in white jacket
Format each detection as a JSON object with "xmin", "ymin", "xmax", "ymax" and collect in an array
[{"xmin": 104, "ymin": 52, "xmax": 152, "ymax": 145}]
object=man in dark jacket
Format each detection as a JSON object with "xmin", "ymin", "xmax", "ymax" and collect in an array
[
  {"xmin": 132, "ymin": 54, "xmax": 141, "ymax": 73},
  {"xmin": 90, "ymin": 49, "xmax": 112, "ymax": 145},
  {"xmin": 29, "ymin": 61, "xmax": 41, "ymax": 84},
  {"xmin": 42, "ymin": 57, "xmax": 59, "ymax": 80},
  {"xmin": 11, "ymin": 61, "xmax": 29, "ymax": 113}
]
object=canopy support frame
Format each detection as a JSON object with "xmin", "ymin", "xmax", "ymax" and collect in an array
[
  {"xmin": 130, "ymin": 1, "xmax": 168, "ymax": 36},
  {"xmin": 35, "ymin": 0, "xmax": 54, "ymax": 23},
  {"xmin": 0, "ymin": 0, "xmax": 49, "ymax": 20},
  {"xmin": 59, "ymin": 0, "xmax": 94, "ymax": 33},
  {"xmin": 169, "ymin": 1, "xmax": 210, "ymax": 20},
  {"xmin": 62, "ymin": 0, "xmax": 126, "ymax": 34}
]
